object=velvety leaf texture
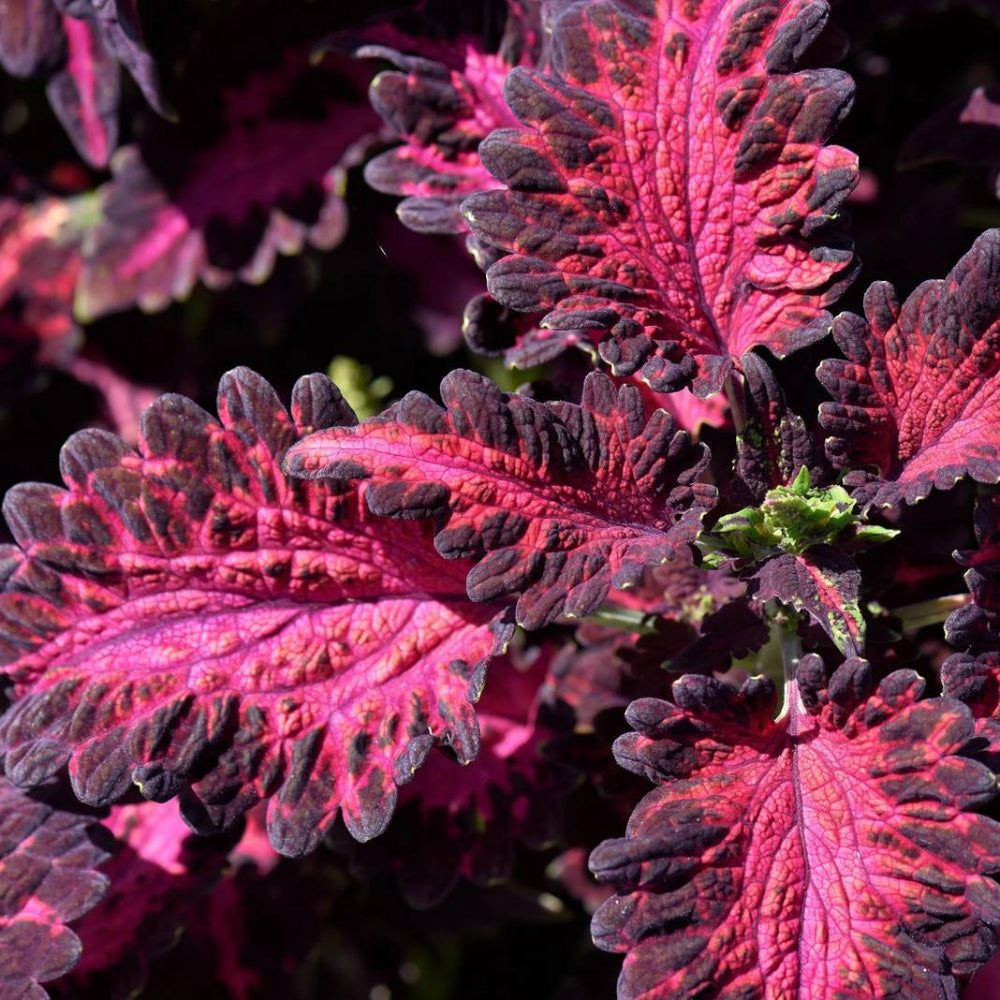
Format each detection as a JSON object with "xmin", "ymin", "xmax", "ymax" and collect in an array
[
  {"xmin": 946, "ymin": 493, "xmax": 1000, "ymax": 650},
  {"xmin": 0, "ymin": 368, "xmax": 510, "ymax": 857},
  {"xmin": 344, "ymin": 644, "xmax": 570, "ymax": 908},
  {"xmin": 285, "ymin": 369, "xmax": 717, "ymax": 630},
  {"xmin": 361, "ymin": 0, "xmax": 541, "ymax": 235},
  {"xmin": 462, "ymin": 0, "xmax": 859, "ymax": 396},
  {"xmin": 75, "ymin": 47, "xmax": 379, "ymax": 319},
  {"xmin": 0, "ymin": 778, "xmax": 112, "ymax": 999},
  {"xmin": 734, "ymin": 351, "xmax": 814, "ymax": 504},
  {"xmin": 818, "ymin": 229, "xmax": 1000, "ymax": 509},
  {"xmin": 590, "ymin": 659, "xmax": 1000, "ymax": 998},
  {"xmin": 751, "ymin": 546, "xmax": 864, "ymax": 655}
]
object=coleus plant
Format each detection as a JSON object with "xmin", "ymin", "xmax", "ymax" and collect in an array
[{"xmin": 2, "ymin": 0, "xmax": 1000, "ymax": 997}]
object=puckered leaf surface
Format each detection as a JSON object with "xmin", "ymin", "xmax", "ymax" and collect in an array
[
  {"xmin": 751, "ymin": 546, "xmax": 864, "ymax": 654},
  {"xmin": 734, "ymin": 351, "xmax": 814, "ymax": 504},
  {"xmin": 286, "ymin": 369, "xmax": 717, "ymax": 629},
  {"xmin": 75, "ymin": 47, "xmax": 380, "ymax": 319},
  {"xmin": 590, "ymin": 659, "xmax": 1000, "ymax": 998},
  {"xmin": 818, "ymin": 229, "xmax": 1000, "ymax": 509},
  {"xmin": 462, "ymin": 0, "xmax": 859, "ymax": 396},
  {"xmin": 362, "ymin": 0, "xmax": 541, "ymax": 235},
  {"xmin": 0, "ymin": 368, "xmax": 509, "ymax": 856},
  {"xmin": 342, "ymin": 642, "xmax": 571, "ymax": 908},
  {"xmin": 0, "ymin": 777, "xmax": 112, "ymax": 999}
]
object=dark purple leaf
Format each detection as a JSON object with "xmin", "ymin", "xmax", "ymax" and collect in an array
[{"xmin": 0, "ymin": 778, "xmax": 111, "ymax": 999}]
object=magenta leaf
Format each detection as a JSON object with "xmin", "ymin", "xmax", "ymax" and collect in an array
[
  {"xmin": 0, "ymin": 777, "xmax": 112, "ymax": 999},
  {"xmin": 66, "ymin": 800, "xmax": 234, "ymax": 995},
  {"xmin": 361, "ymin": 0, "xmax": 541, "ymax": 235},
  {"xmin": 45, "ymin": 12, "xmax": 119, "ymax": 168},
  {"xmin": 751, "ymin": 546, "xmax": 864, "ymax": 655},
  {"xmin": 818, "ymin": 229, "xmax": 1000, "ymax": 509},
  {"xmin": 590, "ymin": 659, "xmax": 1000, "ymax": 998},
  {"xmin": 344, "ymin": 643, "xmax": 571, "ymax": 908},
  {"xmin": 75, "ymin": 47, "xmax": 380, "ymax": 319},
  {"xmin": 0, "ymin": 368, "xmax": 510, "ymax": 856},
  {"xmin": 286, "ymin": 369, "xmax": 717, "ymax": 629},
  {"xmin": 462, "ymin": 0, "xmax": 859, "ymax": 396},
  {"xmin": 0, "ymin": 0, "xmax": 163, "ymax": 168},
  {"xmin": 0, "ymin": 193, "xmax": 82, "ymax": 369},
  {"xmin": 63, "ymin": 0, "xmax": 166, "ymax": 117}
]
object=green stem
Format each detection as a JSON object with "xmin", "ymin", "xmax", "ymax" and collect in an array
[
  {"xmin": 778, "ymin": 621, "xmax": 803, "ymax": 685},
  {"xmin": 892, "ymin": 593, "xmax": 970, "ymax": 632},
  {"xmin": 777, "ymin": 615, "xmax": 804, "ymax": 725},
  {"xmin": 579, "ymin": 604, "xmax": 660, "ymax": 635}
]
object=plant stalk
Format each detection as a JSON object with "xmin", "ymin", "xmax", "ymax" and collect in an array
[{"xmin": 891, "ymin": 593, "xmax": 970, "ymax": 631}]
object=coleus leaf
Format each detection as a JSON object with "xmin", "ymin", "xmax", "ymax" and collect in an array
[
  {"xmin": 590, "ymin": 658, "xmax": 1000, "ymax": 998},
  {"xmin": 344, "ymin": 642, "xmax": 571, "ymax": 908},
  {"xmin": 74, "ymin": 46, "xmax": 380, "ymax": 319},
  {"xmin": 0, "ymin": 193, "xmax": 83, "ymax": 369},
  {"xmin": 65, "ymin": 799, "xmax": 234, "ymax": 996},
  {"xmin": 285, "ymin": 368, "xmax": 718, "ymax": 629},
  {"xmin": 45, "ymin": 9, "xmax": 119, "ymax": 169},
  {"xmin": 669, "ymin": 596, "xmax": 770, "ymax": 673},
  {"xmin": 946, "ymin": 493, "xmax": 1000, "ymax": 650},
  {"xmin": 462, "ymin": 0, "xmax": 859, "ymax": 397},
  {"xmin": 733, "ymin": 351, "xmax": 814, "ymax": 504},
  {"xmin": 818, "ymin": 229, "xmax": 1000, "ymax": 509},
  {"xmin": 361, "ymin": 0, "xmax": 542, "ymax": 235},
  {"xmin": 0, "ymin": 777, "xmax": 112, "ymax": 999},
  {"xmin": 60, "ymin": 0, "xmax": 166, "ymax": 117},
  {"xmin": 0, "ymin": 0, "xmax": 62, "ymax": 77},
  {"xmin": 0, "ymin": 367, "xmax": 510, "ymax": 856},
  {"xmin": 0, "ymin": 0, "xmax": 163, "ymax": 168},
  {"xmin": 750, "ymin": 545, "xmax": 864, "ymax": 654}
]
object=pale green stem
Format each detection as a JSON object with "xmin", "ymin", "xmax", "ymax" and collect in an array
[
  {"xmin": 580, "ymin": 604, "xmax": 661, "ymax": 635},
  {"xmin": 892, "ymin": 593, "xmax": 971, "ymax": 632}
]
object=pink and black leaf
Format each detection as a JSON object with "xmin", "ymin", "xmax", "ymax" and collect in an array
[
  {"xmin": 75, "ymin": 46, "xmax": 380, "ymax": 318},
  {"xmin": 462, "ymin": 0, "xmax": 859, "ymax": 396},
  {"xmin": 0, "ymin": 777, "xmax": 113, "ymax": 999},
  {"xmin": 819, "ymin": 229, "xmax": 1000, "ymax": 509},
  {"xmin": 361, "ymin": 0, "xmax": 542, "ymax": 236},
  {"xmin": 0, "ymin": 368, "xmax": 510, "ymax": 857},
  {"xmin": 590, "ymin": 658, "xmax": 1000, "ymax": 997},
  {"xmin": 751, "ymin": 546, "xmax": 864, "ymax": 655},
  {"xmin": 286, "ymin": 368, "xmax": 717, "ymax": 630}
]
